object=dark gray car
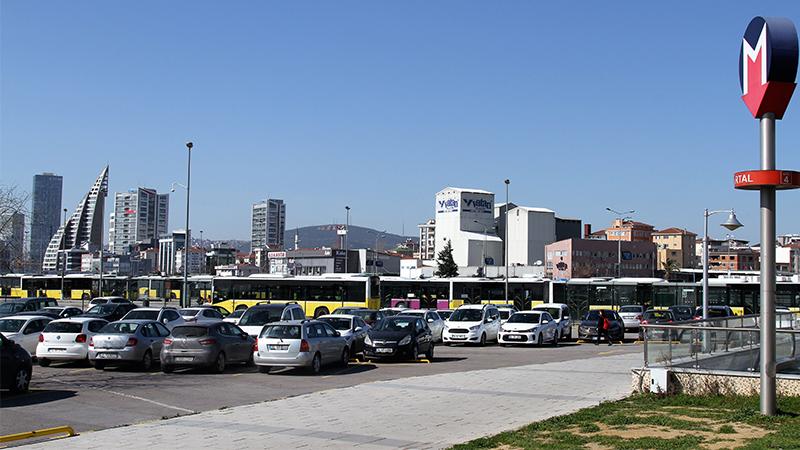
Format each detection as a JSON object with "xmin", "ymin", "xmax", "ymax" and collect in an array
[{"xmin": 161, "ymin": 322, "xmax": 255, "ymax": 373}]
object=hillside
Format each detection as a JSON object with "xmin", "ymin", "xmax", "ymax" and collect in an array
[{"xmin": 284, "ymin": 224, "xmax": 416, "ymax": 251}]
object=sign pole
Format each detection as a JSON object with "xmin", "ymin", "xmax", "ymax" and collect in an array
[{"xmin": 759, "ymin": 112, "xmax": 777, "ymax": 415}]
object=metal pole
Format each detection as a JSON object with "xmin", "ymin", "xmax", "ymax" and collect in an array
[
  {"xmin": 505, "ymin": 180, "xmax": 509, "ymax": 304},
  {"xmin": 482, "ymin": 226, "xmax": 487, "ymax": 276},
  {"xmin": 183, "ymin": 142, "xmax": 193, "ymax": 308},
  {"xmin": 99, "ymin": 247, "xmax": 104, "ymax": 297},
  {"xmin": 61, "ymin": 208, "xmax": 67, "ymax": 300},
  {"xmin": 618, "ymin": 234, "xmax": 622, "ymax": 278},
  {"xmin": 760, "ymin": 112, "xmax": 776, "ymax": 416},
  {"xmin": 703, "ymin": 209, "xmax": 709, "ymax": 320},
  {"xmin": 345, "ymin": 207, "xmax": 350, "ymax": 273}
]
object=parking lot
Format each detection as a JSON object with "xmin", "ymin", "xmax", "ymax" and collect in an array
[{"xmin": 1, "ymin": 340, "xmax": 641, "ymax": 439}]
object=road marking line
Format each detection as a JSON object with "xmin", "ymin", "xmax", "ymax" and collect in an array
[{"xmin": 99, "ymin": 389, "xmax": 194, "ymax": 414}]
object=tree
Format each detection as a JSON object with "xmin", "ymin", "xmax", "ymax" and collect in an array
[
  {"xmin": 663, "ymin": 258, "xmax": 680, "ymax": 280},
  {"xmin": 0, "ymin": 185, "xmax": 30, "ymax": 273},
  {"xmin": 434, "ymin": 240, "xmax": 459, "ymax": 278}
]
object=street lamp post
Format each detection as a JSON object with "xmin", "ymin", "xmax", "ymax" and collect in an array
[
  {"xmin": 61, "ymin": 208, "xmax": 67, "ymax": 300},
  {"xmin": 371, "ymin": 230, "xmax": 385, "ymax": 275},
  {"xmin": 702, "ymin": 209, "xmax": 743, "ymax": 320},
  {"xmin": 345, "ymin": 206, "xmax": 350, "ymax": 273},
  {"xmin": 182, "ymin": 141, "xmax": 193, "ymax": 308},
  {"xmin": 504, "ymin": 179, "xmax": 510, "ymax": 304},
  {"xmin": 605, "ymin": 208, "xmax": 635, "ymax": 278}
]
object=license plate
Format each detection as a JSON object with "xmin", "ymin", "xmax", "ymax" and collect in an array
[
  {"xmin": 268, "ymin": 345, "xmax": 289, "ymax": 351},
  {"xmin": 507, "ymin": 335, "xmax": 522, "ymax": 340},
  {"xmin": 49, "ymin": 348, "xmax": 67, "ymax": 352},
  {"xmin": 97, "ymin": 353, "xmax": 119, "ymax": 359},
  {"xmin": 376, "ymin": 348, "xmax": 393, "ymax": 353},
  {"xmin": 450, "ymin": 334, "xmax": 465, "ymax": 339},
  {"xmin": 175, "ymin": 356, "xmax": 193, "ymax": 362}
]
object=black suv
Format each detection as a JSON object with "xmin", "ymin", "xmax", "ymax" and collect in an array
[
  {"xmin": 78, "ymin": 302, "xmax": 137, "ymax": 322},
  {"xmin": 0, "ymin": 298, "xmax": 59, "ymax": 318}
]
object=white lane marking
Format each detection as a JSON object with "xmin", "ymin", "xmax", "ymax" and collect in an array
[{"xmin": 100, "ymin": 389, "xmax": 195, "ymax": 414}]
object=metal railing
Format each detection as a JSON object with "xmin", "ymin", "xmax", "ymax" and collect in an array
[{"xmin": 643, "ymin": 311, "xmax": 800, "ymax": 372}]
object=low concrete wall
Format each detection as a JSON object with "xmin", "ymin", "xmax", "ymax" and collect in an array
[{"xmin": 632, "ymin": 368, "xmax": 800, "ymax": 396}]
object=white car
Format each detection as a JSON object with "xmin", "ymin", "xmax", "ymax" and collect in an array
[
  {"xmin": 401, "ymin": 309, "xmax": 445, "ymax": 342},
  {"xmin": 532, "ymin": 303, "xmax": 573, "ymax": 340},
  {"xmin": 36, "ymin": 317, "xmax": 108, "ymax": 366},
  {"xmin": 178, "ymin": 307, "xmax": 225, "ymax": 324},
  {"xmin": 122, "ymin": 308, "xmax": 186, "ymax": 330},
  {"xmin": 496, "ymin": 305, "xmax": 518, "ymax": 324},
  {"xmin": 442, "ymin": 304, "xmax": 500, "ymax": 346},
  {"xmin": 617, "ymin": 305, "xmax": 645, "ymax": 333},
  {"xmin": 499, "ymin": 311, "xmax": 559, "ymax": 346},
  {"xmin": 0, "ymin": 315, "xmax": 52, "ymax": 356},
  {"xmin": 223, "ymin": 309, "xmax": 247, "ymax": 325},
  {"xmin": 380, "ymin": 307, "xmax": 408, "ymax": 317}
]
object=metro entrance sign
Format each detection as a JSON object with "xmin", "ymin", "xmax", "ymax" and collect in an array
[{"xmin": 735, "ymin": 16, "xmax": 799, "ymax": 417}]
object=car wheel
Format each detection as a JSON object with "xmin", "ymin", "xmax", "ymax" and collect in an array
[
  {"xmin": 11, "ymin": 367, "xmax": 30, "ymax": 393},
  {"xmin": 141, "ymin": 350, "xmax": 153, "ymax": 371},
  {"xmin": 38, "ymin": 358, "xmax": 51, "ymax": 367},
  {"xmin": 479, "ymin": 333, "xmax": 486, "ymax": 347},
  {"xmin": 340, "ymin": 347, "xmax": 350, "ymax": 367},
  {"xmin": 552, "ymin": 330, "xmax": 559, "ymax": 346},
  {"xmin": 161, "ymin": 364, "xmax": 174, "ymax": 373},
  {"xmin": 411, "ymin": 344, "xmax": 419, "ymax": 361},
  {"xmin": 537, "ymin": 333, "xmax": 543, "ymax": 346},
  {"xmin": 93, "ymin": 361, "xmax": 105, "ymax": 370},
  {"xmin": 567, "ymin": 328, "xmax": 573, "ymax": 340},
  {"xmin": 425, "ymin": 344, "xmax": 434, "ymax": 361},
  {"xmin": 246, "ymin": 351, "xmax": 255, "ymax": 367},
  {"xmin": 309, "ymin": 353, "xmax": 322, "ymax": 374},
  {"xmin": 258, "ymin": 365, "xmax": 271, "ymax": 374},
  {"xmin": 212, "ymin": 352, "xmax": 226, "ymax": 374}
]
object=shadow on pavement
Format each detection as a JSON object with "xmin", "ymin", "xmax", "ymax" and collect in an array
[
  {"xmin": 0, "ymin": 389, "xmax": 77, "ymax": 407},
  {"xmin": 265, "ymin": 364, "xmax": 378, "ymax": 377}
]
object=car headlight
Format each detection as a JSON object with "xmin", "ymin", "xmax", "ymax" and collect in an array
[
  {"xmin": 469, "ymin": 325, "xmax": 480, "ymax": 331},
  {"xmin": 525, "ymin": 327, "xmax": 538, "ymax": 333},
  {"xmin": 398, "ymin": 335, "xmax": 411, "ymax": 346},
  {"xmin": 365, "ymin": 335, "xmax": 373, "ymax": 346}
]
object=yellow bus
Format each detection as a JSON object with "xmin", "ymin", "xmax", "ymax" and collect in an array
[{"xmin": 211, "ymin": 274, "xmax": 380, "ymax": 317}]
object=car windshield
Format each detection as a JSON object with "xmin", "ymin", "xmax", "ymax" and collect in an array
[
  {"xmin": 238, "ymin": 308, "xmax": 282, "ymax": 327},
  {"xmin": 87, "ymin": 304, "xmax": 117, "ymax": 315},
  {"xmin": 261, "ymin": 325, "xmax": 301, "ymax": 339},
  {"xmin": 499, "ymin": 310, "xmax": 512, "ymax": 320},
  {"xmin": 644, "ymin": 311, "xmax": 672, "ymax": 320},
  {"xmin": 584, "ymin": 311, "xmax": 616, "ymax": 321},
  {"xmin": 403, "ymin": 312, "xmax": 424, "ymax": 317},
  {"xmin": 670, "ymin": 307, "xmax": 692, "ymax": 315},
  {"xmin": 172, "ymin": 326, "xmax": 208, "ymax": 338},
  {"xmin": 375, "ymin": 317, "xmax": 414, "ymax": 332},
  {"xmin": 91, "ymin": 299, "xmax": 109, "ymax": 304},
  {"xmin": 333, "ymin": 308, "xmax": 360, "ymax": 314},
  {"xmin": 0, "ymin": 319, "xmax": 26, "ymax": 333},
  {"xmin": 437, "ymin": 311, "xmax": 453, "ymax": 319},
  {"xmin": 534, "ymin": 307, "xmax": 560, "ymax": 319},
  {"xmin": 100, "ymin": 322, "xmax": 140, "ymax": 334},
  {"xmin": 351, "ymin": 310, "xmax": 378, "ymax": 320},
  {"xmin": 0, "ymin": 303, "xmax": 24, "ymax": 313},
  {"xmin": 319, "ymin": 318, "xmax": 352, "ymax": 331},
  {"xmin": 507, "ymin": 313, "xmax": 541, "ymax": 324},
  {"xmin": 125, "ymin": 310, "xmax": 158, "ymax": 320},
  {"xmin": 179, "ymin": 309, "xmax": 202, "ymax": 316},
  {"xmin": 619, "ymin": 306, "xmax": 642, "ymax": 313},
  {"xmin": 44, "ymin": 321, "xmax": 83, "ymax": 333},
  {"xmin": 229, "ymin": 310, "xmax": 246, "ymax": 318},
  {"xmin": 449, "ymin": 309, "xmax": 483, "ymax": 322}
]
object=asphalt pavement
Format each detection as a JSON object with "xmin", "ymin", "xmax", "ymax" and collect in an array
[{"xmin": 0, "ymin": 339, "xmax": 641, "ymax": 441}]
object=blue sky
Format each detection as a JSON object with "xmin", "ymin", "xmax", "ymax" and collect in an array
[{"xmin": 2, "ymin": 1, "xmax": 799, "ymax": 243}]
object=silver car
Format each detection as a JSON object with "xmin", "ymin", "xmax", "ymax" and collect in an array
[
  {"xmin": 401, "ymin": 309, "xmax": 445, "ymax": 342},
  {"xmin": 254, "ymin": 320, "xmax": 349, "ymax": 374},
  {"xmin": 89, "ymin": 320, "xmax": 171, "ymax": 371},
  {"xmin": 161, "ymin": 322, "xmax": 255, "ymax": 373},
  {"xmin": 317, "ymin": 314, "xmax": 370, "ymax": 355},
  {"xmin": 122, "ymin": 308, "xmax": 186, "ymax": 330},
  {"xmin": 618, "ymin": 305, "xmax": 645, "ymax": 332},
  {"xmin": 532, "ymin": 303, "xmax": 573, "ymax": 340}
]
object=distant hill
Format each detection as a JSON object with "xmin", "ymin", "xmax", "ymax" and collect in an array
[{"xmin": 284, "ymin": 224, "xmax": 416, "ymax": 251}]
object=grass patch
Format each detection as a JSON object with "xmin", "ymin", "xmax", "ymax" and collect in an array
[{"xmin": 450, "ymin": 394, "xmax": 800, "ymax": 450}]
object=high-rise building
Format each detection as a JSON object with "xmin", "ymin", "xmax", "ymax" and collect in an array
[
  {"xmin": 108, "ymin": 188, "xmax": 169, "ymax": 254},
  {"xmin": 158, "ymin": 230, "xmax": 187, "ymax": 275},
  {"xmin": 30, "ymin": 173, "xmax": 63, "ymax": 266},
  {"xmin": 251, "ymin": 199, "xmax": 285, "ymax": 252},
  {"xmin": 43, "ymin": 167, "xmax": 108, "ymax": 272},
  {"xmin": 417, "ymin": 219, "xmax": 436, "ymax": 260}
]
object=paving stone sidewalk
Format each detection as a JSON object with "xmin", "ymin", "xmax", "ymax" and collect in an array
[{"xmin": 25, "ymin": 351, "xmax": 641, "ymax": 449}]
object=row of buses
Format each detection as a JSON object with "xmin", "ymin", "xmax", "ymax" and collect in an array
[{"xmin": 2, "ymin": 273, "xmax": 799, "ymax": 318}]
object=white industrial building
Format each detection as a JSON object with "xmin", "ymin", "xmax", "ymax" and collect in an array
[
  {"xmin": 500, "ymin": 206, "xmax": 556, "ymax": 266},
  {"xmin": 434, "ymin": 187, "xmax": 502, "ymax": 269}
]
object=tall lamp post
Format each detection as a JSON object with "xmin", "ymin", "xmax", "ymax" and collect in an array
[
  {"xmin": 701, "ymin": 209, "xmax": 743, "ymax": 320},
  {"xmin": 182, "ymin": 141, "xmax": 193, "ymax": 308},
  {"xmin": 605, "ymin": 208, "xmax": 635, "ymax": 278},
  {"xmin": 504, "ymin": 179, "xmax": 510, "ymax": 304},
  {"xmin": 371, "ymin": 230, "xmax": 385, "ymax": 275},
  {"xmin": 60, "ymin": 208, "xmax": 67, "ymax": 300},
  {"xmin": 345, "ymin": 206, "xmax": 350, "ymax": 273}
]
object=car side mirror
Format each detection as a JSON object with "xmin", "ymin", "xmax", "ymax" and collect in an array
[
  {"xmin": 427, "ymin": 318, "xmax": 434, "ymax": 323},
  {"xmin": 542, "ymin": 320, "xmax": 549, "ymax": 324},
  {"xmin": 162, "ymin": 318, "xmax": 169, "ymax": 324},
  {"xmin": 334, "ymin": 331, "xmax": 341, "ymax": 337},
  {"xmin": 355, "ymin": 327, "xmax": 363, "ymax": 332}
]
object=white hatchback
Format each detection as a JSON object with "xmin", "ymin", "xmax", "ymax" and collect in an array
[
  {"xmin": 499, "ymin": 311, "xmax": 559, "ymax": 346},
  {"xmin": 442, "ymin": 305, "xmax": 500, "ymax": 346},
  {"xmin": 36, "ymin": 317, "xmax": 109, "ymax": 366},
  {"xmin": 123, "ymin": 308, "xmax": 185, "ymax": 330},
  {"xmin": 0, "ymin": 315, "xmax": 52, "ymax": 356}
]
